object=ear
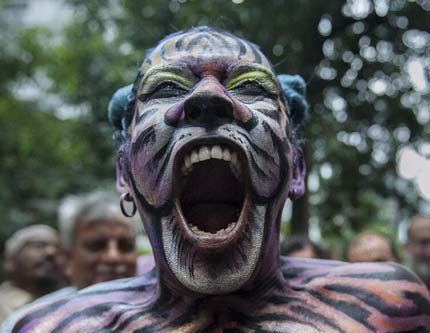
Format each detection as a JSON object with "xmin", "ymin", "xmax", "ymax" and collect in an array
[
  {"xmin": 116, "ymin": 157, "xmax": 131, "ymax": 197},
  {"xmin": 288, "ymin": 146, "xmax": 306, "ymax": 200}
]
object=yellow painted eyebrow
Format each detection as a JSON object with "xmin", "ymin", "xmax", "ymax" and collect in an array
[
  {"xmin": 225, "ymin": 69, "xmax": 278, "ymax": 91},
  {"xmin": 139, "ymin": 67, "xmax": 195, "ymax": 92}
]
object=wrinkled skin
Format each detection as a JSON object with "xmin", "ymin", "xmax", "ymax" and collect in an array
[
  {"xmin": 11, "ymin": 27, "xmax": 430, "ymax": 333},
  {"xmin": 65, "ymin": 219, "xmax": 137, "ymax": 289}
]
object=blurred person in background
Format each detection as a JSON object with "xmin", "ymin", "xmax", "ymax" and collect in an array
[
  {"xmin": 58, "ymin": 191, "xmax": 139, "ymax": 290},
  {"xmin": 406, "ymin": 215, "xmax": 430, "ymax": 289},
  {"xmin": 280, "ymin": 235, "xmax": 329, "ymax": 259},
  {"xmin": 0, "ymin": 225, "xmax": 66, "ymax": 324},
  {"xmin": 1, "ymin": 192, "xmax": 140, "ymax": 331},
  {"xmin": 346, "ymin": 231, "xmax": 400, "ymax": 263}
]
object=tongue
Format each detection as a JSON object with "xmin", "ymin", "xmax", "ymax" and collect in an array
[{"xmin": 185, "ymin": 203, "xmax": 238, "ymax": 233}]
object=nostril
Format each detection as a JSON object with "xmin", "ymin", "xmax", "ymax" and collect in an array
[
  {"xmin": 216, "ymin": 104, "xmax": 232, "ymax": 119},
  {"xmin": 184, "ymin": 93, "xmax": 234, "ymax": 125},
  {"xmin": 188, "ymin": 108, "xmax": 201, "ymax": 120}
]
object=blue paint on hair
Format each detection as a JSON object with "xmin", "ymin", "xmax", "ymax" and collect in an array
[
  {"xmin": 107, "ymin": 84, "xmax": 134, "ymax": 147},
  {"xmin": 277, "ymin": 74, "xmax": 309, "ymax": 125}
]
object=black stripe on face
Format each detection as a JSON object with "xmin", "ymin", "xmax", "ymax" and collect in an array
[
  {"xmin": 152, "ymin": 138, "xmax": 174, "ymax": 186},
  {"xmin": 136, "ymin": 107, "xmax": 159, "ymax": 124},
  {"xmin": 184, "ymin": 34, "xmax": 210, "ymax": 52},
  {"xmin": 160, "ymin": 42, "xmax": 170, "ymax": 61},
  {"xmin": 174, "ymin": 36, "xmax": 184, "ymax": 51},
  {"xmin": 255, "ymin": 108, "xmax": 279, "ymax": 120},
  {"xmin": 249, "ymin": 153, "xmax": 272, "ymax": 180},
  {"xmin": 237, "ymin": 130, "xmax": 276, "ymax": 163},
  {"xmin": 235, "ymin": 38, "xmax": 248, "ymax": 58},
  {"xmin": 212, "ymin": 32, "xmax": 235, "ymax": 51},
  {"xmin": 307, "ymin": 290, "xmax": 374, "ymax": 331},
  {"xmin": 132, "ymin": 126, "xmax": 156, "ymax": 155},
  {"xmin": 250, "ymin": 44, "xmax": 263, "ymax": 65}
]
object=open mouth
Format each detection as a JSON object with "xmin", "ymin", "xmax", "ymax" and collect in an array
[{"xmin": 174, "ymin": 139, "xmax": 249, "ymax": 249}]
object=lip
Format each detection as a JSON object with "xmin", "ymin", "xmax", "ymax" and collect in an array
[{"xmin": 172, "ymin": 136, "xmax": 251, "ymax": 250}]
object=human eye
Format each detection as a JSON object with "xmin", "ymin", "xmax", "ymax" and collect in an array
[
  {"xmin": 232, "ymin": 80, "xmax": 272, "ymax": 96},
  {"xmin": 83, "ymin": 238, "xmax": 106, "ymax": 252},
  {"xmin": 138, "ymin": 81, "xmax": 188, "ymax": 102},
  {"xmin": 118, "ymin": 238, "xmax": 135, "ymax": 253}
]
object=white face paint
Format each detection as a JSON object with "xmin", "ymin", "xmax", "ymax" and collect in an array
[{"xmin": 129, "ymin": 29, "xmax": 295, "ymax": 295}]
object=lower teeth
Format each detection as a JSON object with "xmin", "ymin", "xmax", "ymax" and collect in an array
[{"xmin": 189, "ymin": 222, "xmax": 237, "ymax": 235}]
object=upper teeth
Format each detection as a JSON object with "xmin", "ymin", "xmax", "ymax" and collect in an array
[{"xmin": 181, "ymin": 144, "xmax": 242, "ymax": 179}]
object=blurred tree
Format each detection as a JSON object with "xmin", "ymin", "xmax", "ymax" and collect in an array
[
  {"xmin": 307, "ymin": 0, "xmax": 430, "ymax": 240},
  {"xmin": 1, "ymin": 0, "xmax": 429, "ymax": 271}
]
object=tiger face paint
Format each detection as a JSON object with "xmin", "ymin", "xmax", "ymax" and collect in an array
[
  {"xmin": 10, "ymin": 27, "xmax": 430, "ymax": 333},
  {"xmin": 121, "ymin": 27, "xmax": 299, "ymax": 294}
]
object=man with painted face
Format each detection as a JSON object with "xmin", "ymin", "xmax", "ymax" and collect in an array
[{"xmin": 11, "ymin": 27, "xmax": 430, "ymax": 333}]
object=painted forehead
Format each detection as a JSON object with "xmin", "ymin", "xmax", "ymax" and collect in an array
[{"xmin": 140, "ymin": 29, "xmax": 273, "ymax": 73}]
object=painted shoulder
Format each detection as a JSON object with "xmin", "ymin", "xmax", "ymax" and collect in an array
[
  {"xmin": 11, "ymin": 272, "xmax": 157, "ymax": 333},
  {"xmin": 280, "ymin": 256, "xmax": 430, "ymax": 331}
]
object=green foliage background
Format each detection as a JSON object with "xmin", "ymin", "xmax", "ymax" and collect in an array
[{"xmin": 1, "ymin": 0, "xmax": 429, "ymax": 273}]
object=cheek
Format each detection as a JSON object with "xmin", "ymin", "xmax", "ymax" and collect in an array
[
  {"xmin": 119, "ymin": 251, "xmax": 137, "ymax": 261},
  {"xmin": 245, "ymin": 121, "xmax": 290, "ymax": 198},
  {"xmin": 74, "ymin": 249, "xmax": 99, "ymax": 266},
  {"xmin": 130, "ymin": 114, "xmax": 176, "ymax": 206}
]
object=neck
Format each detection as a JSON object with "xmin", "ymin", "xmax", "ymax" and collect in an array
[
  {"xmin": 152, "ymin": 240, "xmax": 285, "ymax": 310},
  {"xmin": 13, "ymin": 279, "xmax": 55, "ymax": 298},
  {"xmin": 145, "ymin": 198, "xmax": 286, "ymax": 309}
]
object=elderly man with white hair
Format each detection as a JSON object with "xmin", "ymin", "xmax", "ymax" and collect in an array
[
  {"xmin": 1, "ymin": 191, "xmax": 141, "ymax": 332},
  {"xmin": 58, "ymin": 191, "xmax": 139, "ymax": 289},
  {"xmin": 0, "ymin": 224, "xmax": 65, "ymax": 324}
]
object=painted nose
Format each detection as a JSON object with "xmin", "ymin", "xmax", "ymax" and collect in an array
[{"xmin": 183, "ymin": 92, "xmax": 234, "ymax": 126}]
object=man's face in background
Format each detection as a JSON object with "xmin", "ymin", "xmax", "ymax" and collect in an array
[
  {"xmin": 407, "ymin": 217, "xmax": 430, "ymax": 286},
  {"xmin": 9, "ymin": 236, "xmax": 65, "ymax": 293},
  {"xmin": 65, "ymin": 219, "xmax": 137, "ymax": 289},
  {"xmin": 347, "ymin": 233, "xmax": 399, "ymax": 263}
]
